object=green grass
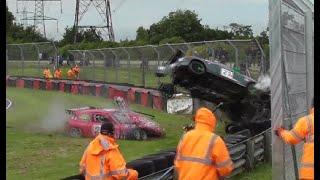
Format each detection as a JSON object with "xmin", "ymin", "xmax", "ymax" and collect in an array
[{"xmin": 6, "ymin": 88, "xmax": 271, "ymax": 180}]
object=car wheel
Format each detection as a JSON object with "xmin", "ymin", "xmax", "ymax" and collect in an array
[
  {"xmin": 140, "ymin": 130, "xmax": 148, "ymax": 140},
  {"xmin": 188, "ymin": 60, "xmax": 206, "ymax": 75},
  {"xmin": 132, "ymin": 129, "xmax": 141, "ymax": 140},
  {"xmin": 69, "ymin": 128, "xmax": 82, "ymax": 138}
]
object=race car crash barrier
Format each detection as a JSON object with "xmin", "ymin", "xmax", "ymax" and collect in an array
[
  {"xmin": 124, "ymin": 128, "xmax": 271, "ymax": 179},
  {"xmin": 7, "ymin": 76, "xmax": 166, "ymax": 112}
]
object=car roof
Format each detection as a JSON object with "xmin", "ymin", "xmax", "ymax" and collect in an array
[{"xmin": 76, "ymin": 108, "xmax": 117, "ymax": 114}]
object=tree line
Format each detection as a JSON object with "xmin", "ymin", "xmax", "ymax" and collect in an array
[{"xmin": 6, "ymin": 7, "xmax": 268, "ymax": 58}]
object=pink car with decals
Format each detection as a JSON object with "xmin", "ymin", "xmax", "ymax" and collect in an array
[{"xmin": 65, "ymin": 106, "xmax": 165, "ymax": 140}]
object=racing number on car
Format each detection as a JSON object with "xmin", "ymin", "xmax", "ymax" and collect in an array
[
  {"xmin": 221, "ymin": 68, "xmax": 233, "ymax": 79},
  {"xmin": 92, "ymin": 124, "xmax": 101, "ymax": 136}
]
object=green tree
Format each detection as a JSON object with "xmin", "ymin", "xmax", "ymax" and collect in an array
[
  {"xmin": 229, "ymin": 23, "xmax": 253, "ymax": 39},
  {"xmin": 136, "ymin": 26, "xmax": 149, "ymax": 42},
  {"xmin": 148, "ymin": 9, "xmax": 204, "ymax": 44},
  {"xmin": 6, "ymin": 6, "xmax": 14, "ymax": 36}
]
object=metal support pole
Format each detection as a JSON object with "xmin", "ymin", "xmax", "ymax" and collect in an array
[
  {"xmin": 136, "ymin": 48, "xmax": 145, "ymax": 87},
  {"xmin": 52, "ymin": 41, "xmax": 59, "ymax": 69},
  {"xmin": 88, "ymin": 51, "xmax": 96, "ymax": 81},
  {"xmin": 227, "ymin": 40, "xmax": 239, "ymax": 68},
  {"xmin": 34, "ymin": 44, "xmax": 41, "ymax": 76},
  {"xmin": 99, "ymin": 50, "xmax": 107, "ymax": 82},
  {"xmin": 254, "ymin": 39, "xmax": 267, "ymax": 74},
  {"xmin": 110, "ymin": 49, "xmax": 118, "ymax": 82},
  {"xmin": 151, "ymin": 45, "xmax": 161, "ymax": 85},
  {"xmin": 122, "ymin": 48, "xmax": 131, "ymax": 84},
  {"xmin": 18, "ymin": 45, "xmax": 25, "ymax": 76}
]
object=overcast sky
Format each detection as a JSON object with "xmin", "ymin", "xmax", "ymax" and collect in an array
[{"xmin": 7, "ymin": 0, "xmax": 271, "ymax": 41}]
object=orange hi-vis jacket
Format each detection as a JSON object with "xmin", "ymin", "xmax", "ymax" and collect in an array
[
  {"xmin": 67, "ymin": 69, "xmax": 75, "ymax": 79},
  {"xmin": 279, "ymin": 108, "xmax": 314, "ymax": 180},
  {"xmin": 80, "ymin": 134, "xmax": 138, "ymax": 180},
  {"xmin": 54, "ymin": 69, "xmax": 62, "ymax": 79},
  {"xmin": 43, "ymin": 69, "xmax": 53, "ymax": 79},
  {"xmin": 174, "ymin": 108, "xmax": 233, "ymax": 180},
  {"xmin": 73, "ymin": 65, "xmax": 80, "ymax": 75}
]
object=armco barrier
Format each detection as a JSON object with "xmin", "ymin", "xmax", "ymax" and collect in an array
[{"xmin": 7, "ymin": 76, "xmax": 167, "ymax": 112}]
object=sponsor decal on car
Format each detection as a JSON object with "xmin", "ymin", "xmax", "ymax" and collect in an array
[{"xmin": 221, "ymin": 68, "xmax": 234, "ymax": 79}]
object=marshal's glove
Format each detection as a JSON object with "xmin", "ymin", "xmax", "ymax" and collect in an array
[{"xmin": 274, "ymin": 127, "xmax": 285, "ymax": 137}]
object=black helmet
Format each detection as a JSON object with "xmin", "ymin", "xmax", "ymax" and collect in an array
[{"xmin": 100, "ymin": 122, "xmax": 114, "ymax": 136}]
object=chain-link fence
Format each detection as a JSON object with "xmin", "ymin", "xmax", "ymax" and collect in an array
[
  {"xmin": 7, "ymin": 39, "xmax": 267, "ymax": 88},
  {"xmin": 269, "ymin": 0, "xmax": 314, "ymax": 179},
  {"xmin": 6, "ymin": 42, "xmax": 58, "ymax": 77}
]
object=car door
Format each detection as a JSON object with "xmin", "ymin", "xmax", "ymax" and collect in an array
[
  {"xmin": 75, "ymin": 112, "xmax": 93, "ymax": 136},
  {"xmin": 91, "ymin": 113, "xmax": 114, "ymax": 136}
]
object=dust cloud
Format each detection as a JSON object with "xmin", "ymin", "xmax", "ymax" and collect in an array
[
  {"xmin": 254, "ymin": 74, "xmax": 271, "ymax": 91},
  {"xmin": 26, "ymin": 97, "xmax": 69, "ymax": 134}
]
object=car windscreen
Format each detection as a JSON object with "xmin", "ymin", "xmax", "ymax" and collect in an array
[{"xmin": 111, "ymin": 112, "xmax": 133, "ymax": 124}]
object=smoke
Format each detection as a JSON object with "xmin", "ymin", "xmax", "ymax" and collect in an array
[
  {"xmin": 26, "ymin": 97, "xmax": 68, "ymax": 134},
  {"xmin": 254, "ymin": 74, "xmax": 271, "ymax": 91}
]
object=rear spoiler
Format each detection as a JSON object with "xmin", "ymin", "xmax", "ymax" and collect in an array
[{"xmin": 65, "ymin": 106, "xmax": 96, "ymax": 115}]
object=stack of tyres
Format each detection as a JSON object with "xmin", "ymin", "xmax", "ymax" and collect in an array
[
  {"xmin": 64, "ymin": 81, "xmax": 72, "ymax": 93},
  {"xmin": 71, "ymin": 81, "xmax": 80, "ymax": 95},
  {"xmin": 22, "ymin": 77, "xmax": 34, "ymax": 89},
  {"xmin": 127, "ymin": 150, "xmax": 176, "ymax": 179},
  {"xmin": 59, "ymin": 80, "xmax": 67, "ymax": 92},
  {"xmin": 16, "ymin": 78, "xmax": 25, "ymax": 88},
  {"xmin": 33, "ymin": 79, "xmax": 41, "ymax": 89},
  {"xmin": 39, "ymin": 79, "xmax": 46, "ymax": 90},
  {"xmin": 253, "ymin": 135, "xmax": 265, "ymax": 163},
  {"xmin": 7, "ymin": 77, "xmax": 17, "ymax": 87},
  {"xmin": 80, "ymin": 83, "xmax": 90, "ymax": 95},
  {"xmin": 126, "ymin": 160, "xmax": 155, "ymax": 178},
  {"xmin": 88, "ymin": 83, "xmax": 97, "ymax": 96},
  {"xmin": 51, "ymin": 80, "xmax": 60, "ymax": 91},
  {"xmin": 227, "ymin": 144, "xmax": 247, "ymax": 178},
  {"xmin": 95, "ymin": 84, "xmax": 104, "ymax": 97}
]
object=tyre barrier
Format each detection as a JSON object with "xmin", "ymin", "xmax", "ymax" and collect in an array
[
  {"xmin": 125, "ymin": 129, "xmax": 271, "ymax": 179},
  {"xmin": 7, "ymin": 76, "xmax": 167, "ymax": 112}
]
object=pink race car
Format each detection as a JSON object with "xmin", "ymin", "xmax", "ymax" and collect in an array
[{"xmin": 65, "ymin": 105, "xmax": 165, "ymax": 140}]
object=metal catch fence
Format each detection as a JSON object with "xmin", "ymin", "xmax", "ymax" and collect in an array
[{"xmin": 7, "ymin": 39, "xmax": 268, "ymax": 88}]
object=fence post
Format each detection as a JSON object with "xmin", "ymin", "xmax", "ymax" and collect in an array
[
  {"xmin": 245, "ymin": 139, "xmax": 255, "ymax": 170},
  {"xmin": 18, "ymin": 45, "xmax": 25, "ymax": 76},
  {"xmin": 122, "ymin": 48, "xmax": 131, "ymax": 84},
  {"xmin": 110, "ymin": 49, "xmax": 119, "ymax": 82},
  {"xmin": 227, "ymin": 40, "xmax": 239, "ymax": 68},
  {"xmin": 152, "ymin": 45, "xmax": 161, "ymax": 85},
  {"xmin": 88, "ymin": 51, "xmax": 95, "ymax": 80},
  {"xmin": 34, "ymin": 44, "xmax": 41, "ymax": 76},
  {"xmin": 99, "ymin": 50, "xmax": 107, "ymax": 82},
  {"xmin": 254, "ymin": 38, "xmax": 267, "ymax": 74},
  {"xmin": 264, "ymin": 129, "xmax": 272, "ymax": 163}
]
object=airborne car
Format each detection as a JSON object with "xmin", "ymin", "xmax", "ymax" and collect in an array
[
  {"xmin": 65, "ymin": 98, "xmax": 165, "ymax": 140},
  {"xmin": 156, "ymin": 50, "xmax": 270, "ymax": 135}
]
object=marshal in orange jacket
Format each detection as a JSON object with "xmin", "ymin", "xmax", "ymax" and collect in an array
[
  {"xmin": 174, "ymin": 107, "xmax": 233, "ymax": 180},
  {"xmin": 43, "ymin": 68, "xmax": 53, "ymax": 79},
  {"xmin": 67, "ymin": 68, "xmax": 75, "ymax": 79},
  {"xmin": 54, "ymin": 69, "xmax": 62, "ymax": 79},
  {"xmin": 278, "ymin": 107, "xmax": 314, "ymax": 180},
  {"xmin": 80, "ymin": 133, "xmax": 138, "ymax": 180}
]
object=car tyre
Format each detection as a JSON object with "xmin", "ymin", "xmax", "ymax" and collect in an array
[
  {"xmin": 140, "ymin": 130, "xmax": 148, "ymax": 140},
  {"xmin": 132, "ymin": 129, "xmax": 141, "ymax": 140},
  {"xmin": 188, "ymin": 60, "xmax": 206, "ymax": 75},
  {"xmin": 69, "ymin": 128, "xmax": 82, "ymax": 138}
]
